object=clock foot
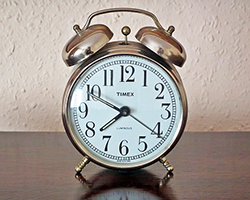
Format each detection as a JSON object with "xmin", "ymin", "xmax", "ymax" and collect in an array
[
  {"xmin": 159, "ymin": 171, "xmax": 174, "ymax": 188},
  {"xmin": 75, "ymin": 156, "xmax": 90, "ymax": 173},
  {"xmin": 75, "ymin": 173, "xmax": 92, "ymax": 189},
  {"xmin": 159, "ymin": 157, "xmax": 174, "ymax": 172}
]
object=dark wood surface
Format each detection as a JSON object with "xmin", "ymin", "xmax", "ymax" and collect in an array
[{"xmin": 0, "ymin": 132, "xmax": 249, "ymax": 199}]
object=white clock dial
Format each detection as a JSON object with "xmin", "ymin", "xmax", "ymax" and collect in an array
[{"xmin": 65, "ymin": 54, "xmax": 184, "ymax": 169}]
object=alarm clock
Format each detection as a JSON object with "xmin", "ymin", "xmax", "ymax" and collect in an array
[{"xmin": 62, "ymin": 8, "xmax": 187, "ymax": 173}]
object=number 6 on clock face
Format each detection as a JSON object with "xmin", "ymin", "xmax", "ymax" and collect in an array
[{"xmin": 63, "ymin": 52, "xmax": 187, "ymax": 169}]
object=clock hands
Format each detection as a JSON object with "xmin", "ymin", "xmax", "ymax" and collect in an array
[
  {"xmin": 87, "ymin": 92, "xmax": 127, "ymax": 131},
  {"xmin": 88, "ymin": 92, "xmax": 157, "ymax": 134},
  {"xmin": 100, "ymin": 106, "xmax": 130, "ymax": 131},
  {"xmin": 87, "ymin": 92, "xmax": 120, "ymax": 112}
]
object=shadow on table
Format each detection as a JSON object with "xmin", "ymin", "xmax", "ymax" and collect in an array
[{"xmin": 75, "ymin": 169, "xmax": 177, "ymax": 200}]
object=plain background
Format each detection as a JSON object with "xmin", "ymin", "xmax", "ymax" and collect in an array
[{"xmin": 0, "ymin": 0, "xmax": 249, "ymax": 132}]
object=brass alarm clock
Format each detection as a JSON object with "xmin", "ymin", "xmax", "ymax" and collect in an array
[{"xmin": 62, "ymin": 8, "xmax": 187, "ymax": 173}]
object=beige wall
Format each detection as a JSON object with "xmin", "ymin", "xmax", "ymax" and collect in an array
[{"xmin": 0, "ymin": 0, "xmax": 249, "ymax": 132}]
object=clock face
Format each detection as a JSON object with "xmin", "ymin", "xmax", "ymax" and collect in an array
[{"xmin": 64, "ymin": 54, "xmax": 185, "ymax": 169}]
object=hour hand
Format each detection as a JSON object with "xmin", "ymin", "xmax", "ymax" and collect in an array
[
  {"xmin": 100, "ymin": 106, "xmax": 131, "ymax": 131},
  {"xmin": 100, "ymin": 113, "xmax": 122, "ymax": 131}
]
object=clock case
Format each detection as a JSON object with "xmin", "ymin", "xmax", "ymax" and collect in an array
[{"xmin": 62, "ymin": 8, "xmax": 187, "ymax": 173}]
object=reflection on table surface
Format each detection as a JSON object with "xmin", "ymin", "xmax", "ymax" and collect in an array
[{"xmin": 75, "ymin": 169, "xmax": 176, "ymax": 200}]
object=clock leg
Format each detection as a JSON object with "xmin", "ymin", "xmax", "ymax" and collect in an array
[
  {"xmin": 75, "ymin": 156, "xmax": 90, "ymax": 173},
  {"xmin": 159, "ymin": 170, "xmax": 174, "ymax": 188},
  {"xmin": 159, "ymin": 157, "xmax": 174, "ymax": 172},
  {"xmin": 75, "ymin": 173, "xmax": 92, "ymax": 189}
]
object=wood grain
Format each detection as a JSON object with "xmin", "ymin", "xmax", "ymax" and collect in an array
[{"xmin": 0, "ymin": 132, "xmax": 249, "ymax": 199}]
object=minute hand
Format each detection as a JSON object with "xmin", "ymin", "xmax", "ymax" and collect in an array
[
  {"xmin": 129, "ymin": 114, "xmax": 158, "ymax": 135},
  {"xmin": 88, "ymin": 92, "xmax": 121, "ymax": 112}
]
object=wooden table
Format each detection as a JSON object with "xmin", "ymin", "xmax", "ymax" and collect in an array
[{"xmin": 0, "ymin": 132, "xmax": 249, "ymax": 199}]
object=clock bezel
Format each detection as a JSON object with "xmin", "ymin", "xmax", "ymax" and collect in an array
[{"xmin": 62, "ymin": 41, "xmax": 187, "ymax": 170}]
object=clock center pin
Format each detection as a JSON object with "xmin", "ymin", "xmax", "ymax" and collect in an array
[{"xmin": 120, "ymin": 106, "xmax": 131, "ymax": 117}]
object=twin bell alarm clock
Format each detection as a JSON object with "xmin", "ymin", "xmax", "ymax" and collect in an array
[{"xmin": 62, "ymin": 8, "xmax": 187, "ymax": 173}]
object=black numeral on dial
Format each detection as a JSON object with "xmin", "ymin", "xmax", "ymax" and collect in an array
[
  {"xmin": 87, "ymin": 84, "xmax": 101, "ymax": 101},
  {"xmin": 138, "ymin": 136, "xmax": 147, "ymax": 152},
  {"xmin": 155, "ymin": 83, "xmax": 165, "ymax": 99},
  {"xmin": 102, "ymin": 136, "xmax": 111, "ymax": 151},
  {"xmin": 78, "ymin": 102, "xmax": 88, "ymax": 119},
  {"xmin": 143, "ymin": 70, "xmax": 147, "ymax": 87},
  {"xmin": 151, "ymin": 122, "xmax": 163, "ymax": 138},
  {"xmin": 161, "ymin": 103, "xmax": 171, "ymax": 120},
  {"xmin": 103, "ymin": 70, "xmax": 114, "ymax": 86},
  {"xmin": 85, "ymin": 121, "xmax": 95, "ymax": 138},
  {"xmin": 119, "ymin": 139, "xmax": 129, "ymax": 156},
  {"xmin": 120, "ymin": 65, "xmax": 135, "ymax": 82}
]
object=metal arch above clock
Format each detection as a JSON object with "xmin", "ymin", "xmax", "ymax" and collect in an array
[{"xmin": 62, "ymin": 8, "xmax": 187, "ymax": 173}]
